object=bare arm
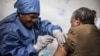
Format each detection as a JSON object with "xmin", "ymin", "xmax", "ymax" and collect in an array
[{"xmin": 53, "ymin": 45, "xmax": 67, "ymax": 56}]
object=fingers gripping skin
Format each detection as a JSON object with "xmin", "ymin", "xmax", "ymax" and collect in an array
[{"xmin": 53, "ymin": 30, "xmax": 66, "ymax": 46}]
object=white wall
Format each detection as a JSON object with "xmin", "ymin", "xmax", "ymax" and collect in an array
[
  {"xmin": 0, "ymin": 0, "xmax": 16, "ymax": 20},
  {"xmin": 40, "ymin": 0, "xmax": 100, "ymax": 33},
  {"xmin": 0, "ymin": 0, "xmax": 100, "ymax": 32}
]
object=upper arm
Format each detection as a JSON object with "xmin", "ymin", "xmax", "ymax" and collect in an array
[{"xmin": 53, "ymin": 45, "xmax": 67, "ymax": 56}]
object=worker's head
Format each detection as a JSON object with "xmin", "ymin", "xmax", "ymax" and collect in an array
[
  {"xmin": 14, "ymin": 0, "xmax": 40, "ymax": 29},
  {"xmin": 71, "ymin": 7, "xmax": 94, "ymax": 27}
]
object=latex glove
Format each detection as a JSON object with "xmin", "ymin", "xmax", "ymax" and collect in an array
[
  {"xmin": 53, "ymin": 30, "xmax": 65, "ymax": 46},
  {"xmin": 33, "ymin": 35, "xmax": 54, "ymax": 52}
]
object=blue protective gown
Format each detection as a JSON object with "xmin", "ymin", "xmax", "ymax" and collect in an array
[{"xmin": 0, "ymin": 13, "xmax": 62, "ymax": 56}]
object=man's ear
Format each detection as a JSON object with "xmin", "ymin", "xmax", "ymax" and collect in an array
[{"xmin": 76, "ymin": 19, "xmax": 81, "ymax": 25}]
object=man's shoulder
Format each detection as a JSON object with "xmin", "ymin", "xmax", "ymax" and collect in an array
[
  {"xmin": 70, "ymin": 24, "xmax": 89, "ymax": 34},
  {"xmin": 71, "ymin": 24, "xmax": 97, "ymax": 35}
]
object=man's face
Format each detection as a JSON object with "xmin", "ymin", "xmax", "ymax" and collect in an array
[
  {"xmin": 71, "ymin": 16, "xmax": 80, "ymax": 27},
  {"xmin": 19, "ymin": 13, "xmax": 39, "ymax": 29}
]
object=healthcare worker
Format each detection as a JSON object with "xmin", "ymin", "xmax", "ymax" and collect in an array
[{"xmin": 0, "ymin": 0, "xmax": 65, "ymax": 56}]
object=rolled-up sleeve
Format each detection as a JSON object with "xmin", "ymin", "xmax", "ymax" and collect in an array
[{"xmin": 41, "ymin": 20, "xmax": 62, "ymax": 36}]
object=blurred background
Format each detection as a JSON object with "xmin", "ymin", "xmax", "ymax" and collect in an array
[{"xmin": 0, "ymin": 0, "xmax": 100, "ymax": 56}]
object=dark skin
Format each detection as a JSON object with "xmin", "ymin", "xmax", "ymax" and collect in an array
[
  {"xmin": 53, "ymin": 45, "xmax": 67, "ymax": 56},
  {"xmin": 19, "ymin": 13, "xmax": 39, "ymax": 29}
]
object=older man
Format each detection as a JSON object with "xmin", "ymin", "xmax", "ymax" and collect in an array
[{"xmin": 54, "ymin": 7, "xmax": 100, "ymax": 56}]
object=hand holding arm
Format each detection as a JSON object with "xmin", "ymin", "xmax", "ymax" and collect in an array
[
  {"xmin": 53, "ymin": 30, "xmax": 66, "ymax": 46},
  {"xmin": 33, "ymin": 35, "xmax": 54, "ymax": 52}
]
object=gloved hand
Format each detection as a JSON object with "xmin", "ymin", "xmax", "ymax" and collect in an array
[
  {"xmin": 53, "ymin": 30, "xmax": 65, "ymax": 46},
  {"xmin": 33, "ymin": 35, "xmax": 54, "ymax": 52}
]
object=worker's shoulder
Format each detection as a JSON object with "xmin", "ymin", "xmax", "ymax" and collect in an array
[
  {"xmin": 0, "ymin": 13, "xmax": 19, "ymax": 32},
  {"xmin": 0, "ymin": 23, "xmax": 18, "ymax": 33},
  {"xmin": 0, "ymin": 12, "xmax": 17, "ymax": 24}
]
